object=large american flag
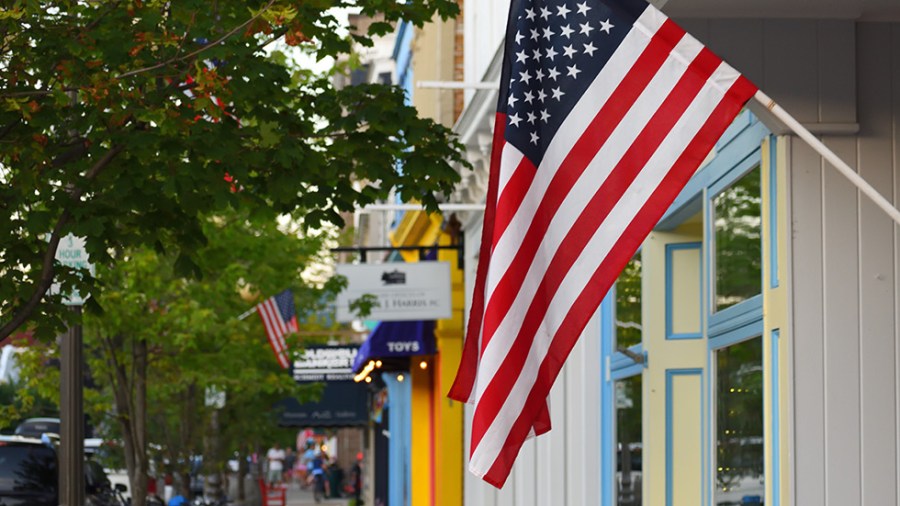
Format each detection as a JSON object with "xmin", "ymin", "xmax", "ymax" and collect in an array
[
  {"xmin": 256, "ymin": 289, "xmax": 298, "ymax": 369},
  {"xmin": 448, "ymin": 0, "xmax": 757, "ymax": 487}
]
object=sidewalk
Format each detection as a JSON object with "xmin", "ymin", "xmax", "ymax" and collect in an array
[{"xmin": 284, "ymin": 484, "xmax": 351, "ymax": 506}]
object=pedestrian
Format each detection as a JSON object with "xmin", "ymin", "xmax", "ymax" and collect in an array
[
  {"xmin": 265, "ymin": 442, "xmax": 286, "ymax": 488},
  {"xmin": 283, "ymin": 447, "xmax": 296, "ymax": 486},
  {"xmin": 349, "ymin": 452, "xmax": 363, "ymax": 506},
  {"xmin": 299, "ymin": 442, "xmax": 316, "ymax": 489}
]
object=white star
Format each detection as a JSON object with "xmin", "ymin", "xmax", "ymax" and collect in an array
[
  {"xmin": 530, "ymin": 28, "xmax": 540, "ymax": 41},
  {"xmin": 560, "ymin": 24, "xmax": 575, "ymax": 38},
  {"xmin": 542, "ymin": 26, "xmax": 555, "ymax": 40},
  {"xmin": 563, "ymin": 44, "xmax": 577, "ymax": 58},
  {"xmin": 540, "ymin": 6, "xmax": 552, "ymax": 19},
  {"xmin": 527, "ymin": 111, "xmax": 537, "ymax": 124},
  {"xmin": 556, "ymin": 4, "xmax": 571, "ymax": 18},
  {"xmin": 535, "ymin": 68, "xmax": 545, "ymax": 81},
  {"xmin": 509, "ymin": 113, "xmax": 523, "ymax": 127},
  {"xmin": 540, "ymin": 109, "xmax": 551, "ymax": 122},
  {"xmin": 516, "ymin": 50, "xmax": 529, "ymax": 63},
  {"xmin": 519, "ymin": 70, "xmax": 532, "ymax": 85},
  {"xmin": 530, "ymin": 131, "xmax": 540, "ymax": 145},
  {"xmin": 525, "ymin": 8, "xmax": 536, "ymax": 20},
  {"xmin": 524, "ymin": 90, "xmax": 535, "ymax": 104},
  {"xmin": 538, "ymin": 89, "xmax": 548, "ymax": 102},
  {"xmin": 508, "ymin": 94, "xmax": 519, "ymax": 108},
  {"xmin": 532, "ymin": 48, "xmax": 542, "ymax": 61},
  {"xmin": 583, "ymin": 41, "xmax": 598, "ymax": 56},
  {"xmin": 576, "ymin": 1, "xmax": 591, "ymax": 15},
  {"xmin": 545, "ymin": 46, "xmax": 559, "ymax": 61},
  {"xmin": 580, "ymin": 22, "xmax": 594, "ymax": 36},
  {"xmin": 547, "ymin": 67, "xmax": 561, "ymax": 80},
  {"xmin": 552, "ymin": 87, "xmax": 565, "ymax": 100},
  {"xmin": 599, "ymin": 19, "xmax": 614, "ymax": 34},
  {"xmin": 567, "ymin": 64, "xmax": 581, "ymax": 78},
  {"xmin": 515, "ymin": 30, "xmax": 524, "ymax": 44}
]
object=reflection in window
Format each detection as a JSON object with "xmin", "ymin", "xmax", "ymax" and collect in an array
[
  {"xmin": 713, "ymin": 166, "xmax": 762, "ymax": 312},
  {"xmin": 715, "ymin": 337, "xmax": 764, "ymax": 505},
  {"xmin": 615, "ymin": 375, "xmax": 642, "ymax": 506},
  {"xmin": 615, "ymin": 258, "xmax": 642, "ymax": 349}
]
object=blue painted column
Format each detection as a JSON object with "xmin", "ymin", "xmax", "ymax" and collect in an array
[{"xmin": 385, "ymin": 374, "xmax": 412, "ymax": 506}]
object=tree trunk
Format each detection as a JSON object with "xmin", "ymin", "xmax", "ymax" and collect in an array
[{"xmin": 131, "ymin": 338, "xmax": 149, "ymax": 506}]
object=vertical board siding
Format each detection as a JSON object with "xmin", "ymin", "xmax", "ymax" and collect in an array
[
  {"xmin": 763, "ymin": 20, "xmax": 820, "ymax": 123},
  {"xmin": 817, "ymin": 20, "xmax": 857, "ymax": 124},
  {"xmin": 821, "ymin": 134, "xmax": 862, "ymax": 506},
  {"xmin": 790, "ymin": 138, "xmax": 827, "ymax": 506},
  {"xmin": 461, "ymin": 318, "xmax": 601, "ymax": 506},
  {"xmin": 857, "ymin": 23, "xmax": 899, "ymax": 506},
  {"xmin": 788, "ymin": 21, "xmax": 900, "ymax": 506}
]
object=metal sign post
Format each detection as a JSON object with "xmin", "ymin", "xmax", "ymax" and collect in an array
[{"xmin": 55, "ymin": 234, "xmax": 92, "ymax": 506}]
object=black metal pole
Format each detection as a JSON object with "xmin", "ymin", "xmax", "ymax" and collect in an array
[{"xmin": 59, "ymin": 305, "xmax": 84, "ymax": 506}]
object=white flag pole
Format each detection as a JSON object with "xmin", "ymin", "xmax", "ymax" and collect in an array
[
  {"xmin": 754, "ymin": 90, "xmax": 900, "ymax": 227},
  {"xmin": 237, "ymin": 306, "xmax": 256, "ymax": 321}
]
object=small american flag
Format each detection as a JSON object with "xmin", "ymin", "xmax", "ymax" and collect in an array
[
  {"xmin": 449, "ymin": 0, "xmax": 757, "ymax": 487},
  {"xmin": 256, "ymin": 289, "xmax": 298, "ymax": 369}
]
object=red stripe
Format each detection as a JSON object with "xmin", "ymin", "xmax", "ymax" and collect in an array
[
  {"xmin": 472, "ymin": 43, "xmax": 719, "ymax": 451},
  {"xmin": 479, "ymin": 19, "xmax": 686, "ymax": 353},
  {"xmin": 449, "ymin": 113, "xmax": 507, "ymax": 402},
  {"xmin": 479, "ymin": 76, "xmax": 757, "ymax": 488},
  {"xmin": 493, "ymin": 155, "xmax": 538, "ymax": 242},
  {"xmin": 258, "ymin": 303, "xmax": 288, "ymax": 368}
]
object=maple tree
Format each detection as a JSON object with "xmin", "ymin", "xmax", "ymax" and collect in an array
[{"xmin": 0, "ymin": 0, "xmax": 465, "ymax": 340}]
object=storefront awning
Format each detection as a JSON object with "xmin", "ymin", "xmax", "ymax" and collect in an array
[{"xmin": 352, "ymin": 320, "xmax": 436, "ymax": 373}]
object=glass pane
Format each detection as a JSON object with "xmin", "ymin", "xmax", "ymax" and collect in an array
[
  {"xmin": 715, "ymin": 337, "xmax": 764, "ymax": 505},
  {"xmin": 714, "ymin": 166, "xmax": 762, "ymax": 312},
  {"xmin": 615, "ymin": 258, "xmax": 642, "ymax": 349},
  {"xmin": 615, "ymin": 375, "xmax": 642, "ymax": 506}
]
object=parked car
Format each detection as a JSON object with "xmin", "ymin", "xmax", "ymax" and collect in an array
[
  {"xmin": 0, "ymin": 434, "xmax": 125, "ymax": 506},
  {"xmin": 13, "ymin": 417, "xmax": 60, "ymax": 438}
]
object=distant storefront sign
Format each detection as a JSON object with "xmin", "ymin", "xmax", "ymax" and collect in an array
[
  {"xmin": 280, "ymin": 345, "xmax": 369, "ymax": 427},
  {"xmin": 335, "ymin": 262, "xmax": 452, "ymax": 322},
  {"xmin": 276, "ymin": 381, "xmax": 369, "ymax": 427},
  {"xmin": 291, "ymin": 345, "xmax": 359, "ymax": 383}
]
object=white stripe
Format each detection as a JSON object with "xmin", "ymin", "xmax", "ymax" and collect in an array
[
  {"xmin": 470, "ymin": 62, "xmax": 741, "ymax": 475},
  {"xmin": 496, "ymin": 142, "xmax": 524, "ymax": 196},
  {"xmin": 475, "ymin": 34, "xmax": 702, "ymax": 401},
  {"xmin": 259, "ymin": 301, "xmax": 286, "ymax": 352},
  {"xmin": 486, "ymin": 8, "xmax": 662, "ymax": 299}
]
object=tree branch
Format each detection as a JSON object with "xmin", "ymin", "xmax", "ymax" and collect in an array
[
  {"xmin": 0, "ymin": 144, "xmax": 124, "ymax": 341},
  {"xmin": 115, "ymin": 0, "xmax": 277, "ymax": 80}
]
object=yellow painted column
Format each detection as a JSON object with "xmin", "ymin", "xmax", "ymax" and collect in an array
[
  {"xmin": 434, "ymin": 234, "xmax": 464, "ymax": 506},
  {"xmin": 642, "ymin": 223, "xmax": 706, "ymax": 506},
  {"xmin": 411, "ymin": 364, "xmax": 435, "ymax": 505},
  {"xmin": 762, "ymin": 136, "xmax": 792, "ymax": 506}
]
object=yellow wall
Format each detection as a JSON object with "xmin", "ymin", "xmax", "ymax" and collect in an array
[{"xmin": 642, "ymin": 223, "xmax": 705, "ymax": 506}]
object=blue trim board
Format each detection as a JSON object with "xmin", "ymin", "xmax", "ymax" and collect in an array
[
  {"xmin": 665, "ymin": 368, "xmax": 703, "ymax": 506},
  {"xmin": 770, "ymin": 329, "xmax": 781, "ymax": 506},
  {"xmin": 600, "ymin": 292, "xmax": 616, "ymax": 506},
  {"xmin": 610, "ymin": 344, "xmax": 646, "ymax": 380},
  {"xmin": 768, "ymin": 136, "xmax": 780, "ymax": 289},
  {"xmin": 659, "ymin": 112, "xmax": 768, "ymax": 228},
  {"xmin": 708, "ymin": 294, "xmax": 763, "ymax": 341},
  {"xmin": 665, "ymin": 242, "xmax": 703, "ymax": 340},
  {"xmin": 385, "ymin": 374, "xmax": 412, "ymax": 506}
]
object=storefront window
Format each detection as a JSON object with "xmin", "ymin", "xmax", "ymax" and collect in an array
[
  {"xmin": 715, "ymin": 337, "xmax": 764, "ymax": 505},
  {"xmin": 615, "ymin": 375, "xmax": 642, "ymax": 506},
  {"xmin": 615, "ymin": 258, "xmax": 642, "ymax": 349},
  {"xmin": 713, "ymin": 166, "xmax": 762, "ymax": 312}
]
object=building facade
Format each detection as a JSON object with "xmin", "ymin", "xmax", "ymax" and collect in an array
[{"xmin": 448, "ymin": 0, "xmax": 900, "ymax": 505}]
